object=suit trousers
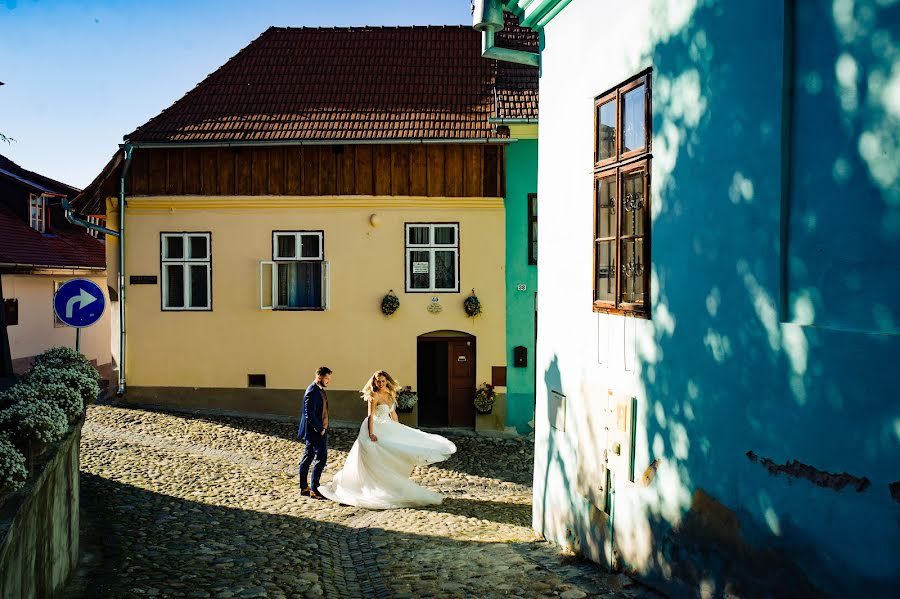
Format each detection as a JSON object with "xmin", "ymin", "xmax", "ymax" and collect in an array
[{"xmin": 298, "ymin": 431, "xmax": 328, "ymax": 491}]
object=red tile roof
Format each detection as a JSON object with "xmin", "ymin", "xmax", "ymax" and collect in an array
[
  {"xmin": 0, "ymin": 155, "xmax": 105, "ymax": 270},
  {"xmin": 127, "ymin": 23, "xmax": 538, "ymax": 144}
]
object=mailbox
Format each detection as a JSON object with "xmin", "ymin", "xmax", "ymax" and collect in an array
[{"xmin": 513, "ymin": 345, "xmax": 527, "ymax": 367}]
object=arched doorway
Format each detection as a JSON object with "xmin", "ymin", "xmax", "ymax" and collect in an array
[{"xmin": 417, "ymin": 331, "xmax": 475, "ymax": 428}]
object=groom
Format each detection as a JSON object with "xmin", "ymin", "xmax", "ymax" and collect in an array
[{"xmin": 298, "ymin": 366, "xmax": 332, "ymax": 500}]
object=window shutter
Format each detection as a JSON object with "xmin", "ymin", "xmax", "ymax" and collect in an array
[{"xmin": 260, "ymin": 261, "xmax": 275, "ymax": 310}]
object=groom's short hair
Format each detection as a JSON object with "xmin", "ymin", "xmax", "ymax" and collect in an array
[{"xmin": 317, "ymin": 366, "xmax": 332, "ymax": 377}]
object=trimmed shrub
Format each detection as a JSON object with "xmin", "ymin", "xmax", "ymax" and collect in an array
[
  {"xmin": 0, "ymin": 435, "xmax": 28, "ymax": 494},
  {"xmin": 27, "ymin": 365, "xmax": 99, "ymax": 407},
  {"xmin": 31, "ymin": 346, "xmax": 100, "ymax": 386},
  {"xmin": 0, "ymin": 400, "xmax": 68, "ymax": 448}
]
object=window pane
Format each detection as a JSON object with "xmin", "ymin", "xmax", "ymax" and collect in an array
[
  {"xmin": 530, "ymin": 194, "xmax": 537, "ymax": 217},
  {"xmin": 276, "ymin": 234, "xmax": 296, "ymax": 258},
  {"xmin": 409, "ymin": 250, "xmax": 430, "ymax": 289},
  {"xmin": 620, "ymin": 237, "xmax": 645, "ymax": 305},
  {"xmin": 596, "ymin": 176, "xmax": 616, "ymax": 239},
  {"xmin": 622, "ymin": 168, "xmax": 646, "ymax": 236},
  {"xmin": 165, "ymin": 265, "xmax": 185, "ymax": 308},
  {"xmin": 623, "ymin": 84, "xmax": 646, "ymax": 153},
  {"xmin": 433, "ymin": 226, "xmax": 456, "ymax": 245},
  {"xmin": 595, "ymin": 241, "xmax": 615, "ymax": 303},
  {"xmin": 189, "ymin": 235, "xmax": 208, "ymax": 260},
  {"xmin": 300, "ymin": 234, "xmax": 320, "ymax": 258},
  {"xmin": 408, "ymin": 226, "xmax": 430, "ymax": 245},
  {"xmin": 597, "ymin": 100, "xmax": 616, "ymax": 161},
  {"xmin": 165, "ymin": 236, "xmax": 184, "ymax": 260},
  {"xmin": 434, "ymin": 251, "xmax": 456, "ymax": 289},
  {"xmin": 189, "ymin": 265, "xmax": 209, "ymax": 308},
  {"xmin": 277, "ymin": 262, "xmax": 323, "ymax": 308},
  {"xmin": 531, "ymin": 221, "xmax": 538, "ymax": 262}
]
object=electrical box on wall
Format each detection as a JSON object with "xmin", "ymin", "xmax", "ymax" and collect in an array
[
  {"xmin": 513, "ymin": 345, "xmax": 527, "ymax": 367},
  {"xmin": 3, "ymin": 299, "xmax": 18, "ymax": 326}
]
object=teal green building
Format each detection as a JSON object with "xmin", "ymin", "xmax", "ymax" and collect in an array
[{"xmin": 504, "ymin": 135, "xmax": 538, "ymax": 434}]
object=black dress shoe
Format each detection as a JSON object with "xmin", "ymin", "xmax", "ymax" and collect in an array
[{"xmin": 300, "ymin": 487, "xmax": 311, "ymax": 496}]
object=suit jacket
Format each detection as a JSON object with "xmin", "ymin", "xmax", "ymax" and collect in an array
[{"xmin": 297, "ymin": 382, "xmax": 326, "ymax": 440}]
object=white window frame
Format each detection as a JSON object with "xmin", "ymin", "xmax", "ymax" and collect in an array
[
  {"xmin": 261, "ymin": 231, "xmax": 329, "ymax": 310},
  {"xmin": 87, "ymin": 215, "xmax": 106, "ymax": 241},
  {"xmin": 29, "ymin": 194, "xmax": 47, "ymax": 233},
  {"xmin": 161, "ymin": 233, "xmax": 212, "ymax": 311},
  {"xmin": 273, "ymin": 231, "xmax": 323, "ymax": 261},
  {"xmin": 404, "ymin": 223, "xmax": 460, "ymax": 293}
]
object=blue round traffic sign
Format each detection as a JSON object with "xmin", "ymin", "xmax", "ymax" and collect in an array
[{"xmin": 53, "ymin": 279, "xmax": 106, "ymax": 328}]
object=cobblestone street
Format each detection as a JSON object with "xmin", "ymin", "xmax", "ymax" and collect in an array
[{"xmin": 66, "ymin": 404, "xmax": 664, "ymax": 599}]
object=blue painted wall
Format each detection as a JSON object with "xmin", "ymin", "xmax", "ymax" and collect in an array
[
  {"xmin": 530, "ymin": 0, "xmax": 900, "ymax": 596},
  {"xmin": 505, "ymin": 139, "xmax": 539, "ymax": 433}
]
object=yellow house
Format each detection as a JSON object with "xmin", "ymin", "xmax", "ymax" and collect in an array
[{"xmin": 75, "ymin": 25, "xmax": 535, "ymax": 431}]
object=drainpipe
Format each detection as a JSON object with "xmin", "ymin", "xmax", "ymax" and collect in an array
[
  {"xmin": 116, "ymin": 144, "xmax": 133, "ymax": 397},
  {"xmin": 474, "ymin": 0, "xmax": 540, "ymax": 67},
  {"xmin": 62, "ymin": 200, "xmax": 120, "ymax": 238}
]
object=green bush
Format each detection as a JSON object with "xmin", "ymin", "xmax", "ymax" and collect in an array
[
  {"xmin": 31, "ymin": 347, "xmax": 100, "ymax": 386},
  {"xmin": 0, "ymin": 400, "xmax": 68, "ymax": 448},
  {"xmin": 0, "ymin": 435, "xmax": 27, "ymax": 494},
  {"xmin": 27, "ymin": 365, "xmax": 99, "ymax": 407}
]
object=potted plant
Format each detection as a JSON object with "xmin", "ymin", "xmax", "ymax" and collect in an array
[
  {"xmin": 473, "ymin": 382, "xmax": 496, "ymax": 414},
  {"xmin": 381, "ymin": 290, "xmax": 400, "ymax": 316},
  {"xmin": 464, "ymin": 289, "xmax": 482, "ymax": 317},
  {"xmin": 396, "ymin": 386, "xmax": 418, "ymax": 413}
]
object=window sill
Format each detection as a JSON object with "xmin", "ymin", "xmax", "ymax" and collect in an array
[
  {"xmin": 272, "ymin": 307, "xmax": 326, "ymax": 311},
  {"xmin": 405, "ymin": 290, "xmax": 460, "ymax": 294},
  {"xmin": 593, "ymin": 305, "xmax": 650, "ymax": 319}
]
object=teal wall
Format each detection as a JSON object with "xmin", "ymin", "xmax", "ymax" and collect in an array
[
  {"xmin": 530, "ymin": 0, "xmax": 899, "ymax": 597},
  {"xmin": 504, "ymin": 138, "xmax": 538, "ymax": 434}
]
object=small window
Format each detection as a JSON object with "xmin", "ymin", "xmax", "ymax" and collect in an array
[
  {"xmin": 405, "ymin": 223, "xmax": 459, "ymax": 292},
  {"xmin": 264, "ymin": 231, "xmax": 328, "ymax": 310},
  {"xmin": 87, "ymin": 215, "xmax": 106, "ymax": 241},
  {"xmin": 248, "ymin": 374, "xmax": 266, "ymax": 388},
  {"xmin": 528, "ymin": 193, "xmax": 537, "ymax": 265},
  {"xmin": 161, "ymin": 233, "xmax": 212, "ymax": 311},
  {"xmin": 29, "ymin": 194, "xmax": 47, "ymax": 233}
]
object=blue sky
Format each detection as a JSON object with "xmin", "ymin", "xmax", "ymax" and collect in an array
[{"xmin": 0, "ymin": 0, "xmax": 472, "ymax": 188}]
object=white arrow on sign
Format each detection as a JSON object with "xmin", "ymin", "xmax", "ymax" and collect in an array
[{"xmin": 65, "ymin": 289, "xmax": 98, "ymax": 319}]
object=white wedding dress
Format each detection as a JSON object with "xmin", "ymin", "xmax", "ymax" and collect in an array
[{"xmin": 319, "ymin": 402, "xmax": 457, "ymax": 509}]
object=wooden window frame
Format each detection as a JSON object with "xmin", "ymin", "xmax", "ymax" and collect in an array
[
  {"xmin": 404, "ymin": 223, "xmax": 460, "ymax": 293},
  {"xmin": 528, "ymin": 193, "xmax": 538, "ymax": 265},
  {"xmin": 593, "ymin": 70, "xmax": 652, "ymax": 318},
  {"xmin": 160, "ymin": 232, "xmax": 212, "ymax": 311}
]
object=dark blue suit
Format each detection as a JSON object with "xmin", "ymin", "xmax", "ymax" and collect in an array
[{"xmin": 298, "ymin": 382, "xmax": 327, "ymax": 491}]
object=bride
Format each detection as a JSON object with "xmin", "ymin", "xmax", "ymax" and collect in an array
[{"xmin": 318, "ymin": 370, "xmax": 457, "ymax": 509}]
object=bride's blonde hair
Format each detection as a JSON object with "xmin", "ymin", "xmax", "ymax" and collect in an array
[{"xmin": 360, "ymin": 370, "xmax": 401, "ymax": 403}]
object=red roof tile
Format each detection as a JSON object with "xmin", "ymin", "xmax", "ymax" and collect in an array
[
  {"xmin": 128, "ymin": 23, "xmax": 538, "ymax": 143},
  {"xmin": 0, "ymin": 155, "xmax": 105, "ymax": 270}
]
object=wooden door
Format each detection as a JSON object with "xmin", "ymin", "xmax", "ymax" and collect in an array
[
  {"xmin": 447, "ymin": 338, "xmax": 475, "ymax": 427},
  {"xmin": 417, "ymin": 339, "xmax": 449, "ymax": 427}
]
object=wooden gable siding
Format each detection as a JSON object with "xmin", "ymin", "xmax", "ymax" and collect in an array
[{"xmin": 127, "ymin": 144, "xmax": 505, "ymax": 198}]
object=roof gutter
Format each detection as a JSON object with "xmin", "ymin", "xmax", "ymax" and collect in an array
[
  {"xmin": 474, "ymin": 0, "xmax": 540, "ymax": 67},
  {"xmin": 62, "ymin": 199, "xmax": 120, "ymax": 238},
  {"xmin": 117, "ymin": 143, "xmax": 133, "ymax": 397},
  {"xmin": 125, "ymin": 138, "xmax": 514, "ymax": 149}
]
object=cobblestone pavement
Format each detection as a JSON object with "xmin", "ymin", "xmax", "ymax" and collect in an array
[{"xmin": 67, "ymin": 404, "xmax": 665, "ymax": 599}]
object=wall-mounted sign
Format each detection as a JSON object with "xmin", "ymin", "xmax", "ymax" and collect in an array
[
  {"xmin": 517, "ymin": 283, "xmax": 527, "ymax": 291},
  {"xmin": 413, "ymin": 262, "xmax": 429, "ymax": 274},
  {"xmin": 426, "ymin": 303, "xmax": 443, "ymax": 314},
  {"xmin": 130, "ymin": 275, "xmax": 158, "ymax": 285}
]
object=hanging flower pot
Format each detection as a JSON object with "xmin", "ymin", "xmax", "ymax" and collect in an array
[
  {"xmin": 464, "ymin": 289, "xmax": 482, "ymax": 317},
  {"xmin": 474, "ymin": 382, "xmax": 495, "ymax": 414},
  {"xmin": 381, "ymin": 290, "xmax": 400, "ymax": 316}
]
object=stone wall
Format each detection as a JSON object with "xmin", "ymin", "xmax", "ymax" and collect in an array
[{"xmin": 0, "ymin": 423, "xmax": 81, "ymax": 599}]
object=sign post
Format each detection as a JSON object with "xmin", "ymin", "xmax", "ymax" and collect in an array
[{"xmin": 53, "ymin": 279, "xmax": 106, "ymax": 353}]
